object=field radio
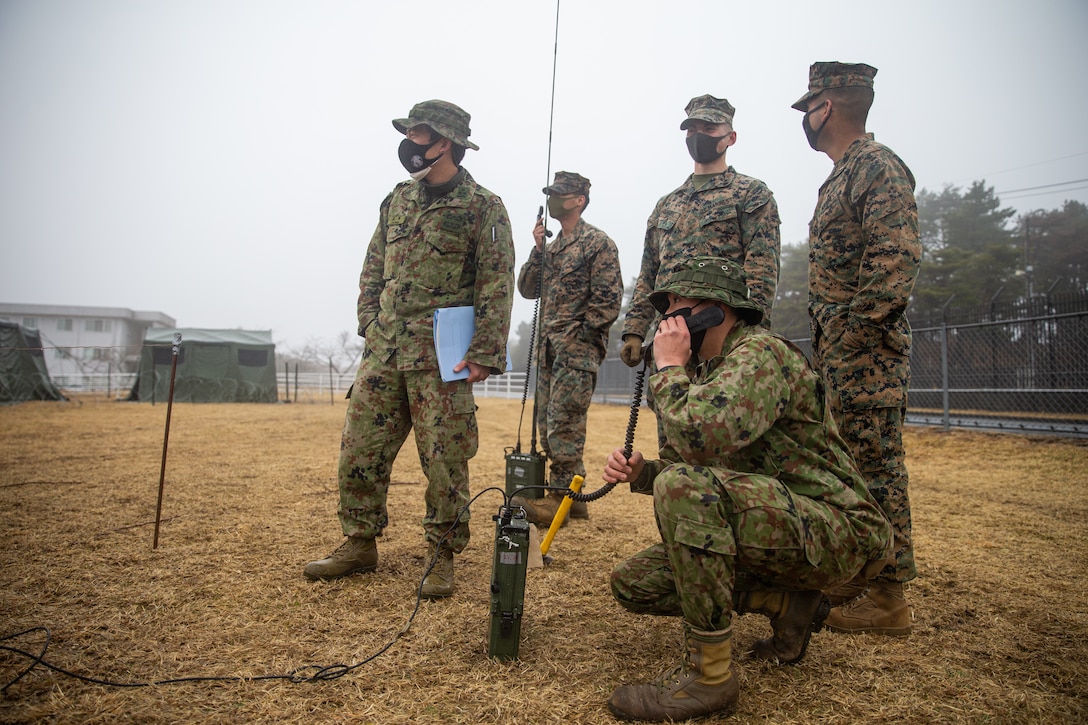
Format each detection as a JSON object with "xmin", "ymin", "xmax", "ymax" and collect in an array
[{"xmin": 487, "ymin": 505, "xmax": 532, "ymax": 660}]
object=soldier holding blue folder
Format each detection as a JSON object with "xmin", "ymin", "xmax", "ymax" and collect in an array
[{"xmin": 304, "ymin": 100, "xmax": 515, "ymax": 599}]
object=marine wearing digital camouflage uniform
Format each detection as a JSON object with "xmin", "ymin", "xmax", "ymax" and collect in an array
[
  {"xmin": 794, "ymin": 62, "xmax": 921, "ymax": 635},
  {"xmin": 602, "ymin": 257, "xmax": 891, "ymax": 722},
  {"xmin": 620, "ymin": 94, "xmax": 781, "ymax": 368},
  {"xmin": 511, "ymin": 172, "xmax": 623, "ymax": 526},
  {"xmin": 303, "ymin": 100, "xmax": 515, "ymax": 599}
]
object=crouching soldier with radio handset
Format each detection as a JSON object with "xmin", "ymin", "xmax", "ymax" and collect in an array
[{"xmin": 601, "ymin": 256, "xmax": 892, "ymax": 722}]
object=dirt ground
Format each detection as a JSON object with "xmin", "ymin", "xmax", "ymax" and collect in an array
[{"xmin": 1, "ymin": 395, "xmax": 1086, "ymax": 724}]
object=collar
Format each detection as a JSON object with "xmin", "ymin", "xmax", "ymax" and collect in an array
[
  {"xmin": 686, "ymin": 166, "xmax": 736, "ymax": 194},
  {"xmin": 827, "ymin": 133, "xmax": 876, "ymax": 181}
]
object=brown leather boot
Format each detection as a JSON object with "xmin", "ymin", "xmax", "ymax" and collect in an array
[
  {"xmin": 303, "ymin": 536, "xmax": 377, "ymax": 580},
  {"xmin": 509, "ymin": 492, "xmax": 569, "ymax": 527},
  {"xmin": 826, "ymin": 571, "xmax": 869, "ymax": 606},
  {"xmin": 825, "ymin": 580, "xmax": 912, "ymax": 636},
  {"xmin": 420, "ymin": 545, "xmax": 454, "ymax": 599},
  {"xmin": 738, "ymin": 590, "xmax": 830, "ymax": 664},
  {"xmin": 608, "ymin": 624, "xmax": 738, "ymax": 722}
]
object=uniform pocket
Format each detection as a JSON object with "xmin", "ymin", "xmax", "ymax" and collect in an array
[
  {"xmin": 673, "ymin": 516, "xmax": 737, "ymax": 557},
  {"xmin": 883, "ymin": 325, "xmax": 911, "ymax": 356},
  {"xmin": 700, "ymin": 207, "xmax": 740, "ymax": 240},
  {"xmin": 435, "ymin": 387, "xmax": 479, "ymax": 461},
  {"xmin": 428, "ymin": 213, "xmax": 472, "ymax": 256}
]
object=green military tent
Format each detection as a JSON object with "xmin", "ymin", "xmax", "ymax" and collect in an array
[
  {"xmin": 127, "ymin": 328, "xmax": 278, "ymax": 403},
  {"xmin": 0, "ymin": 321, "xmax": 65, "ymax": 403}
]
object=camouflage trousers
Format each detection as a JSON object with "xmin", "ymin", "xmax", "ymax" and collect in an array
[
  {"xmin": 838, "ymin": 406, "xmax": 916, "ymax": 582},
  {"xmin": 534, "ymin": 344, "xmax": 596, "ymax": 487},
  {"xmin": 336, "ymin": 351, "xmax": 478, "ymax": 552},
  {"xmin": 611, "ymin": 463, "xmax": 876, "ymax": 631}
]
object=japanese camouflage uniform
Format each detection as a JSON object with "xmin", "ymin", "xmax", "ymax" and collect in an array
[
  {"xmin": 611, "ymin": 258, "xmax": 892, "ymax": 633},
  {"xmin": 339, "ymin": 101, "xmax": 515, "ymax": 554},
  {"xmin": 516, "ymin": 171, "xmax": 623, "ymax": 486},
  {"xmin": 623, "ymin": 94, "xmax": 781, "ymax": 340},
  {"xmin": 798, "ymin": 63, "xmax": 921, "ymax": 583}
]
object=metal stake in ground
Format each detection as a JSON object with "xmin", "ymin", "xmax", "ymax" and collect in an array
[{"xmin": 153, "ymin": 332, "xmax": 181, "ymax": 550}]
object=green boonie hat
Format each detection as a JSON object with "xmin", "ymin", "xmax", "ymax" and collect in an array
[
  {"xmin": 649, "ymin": 257, "xmax": 763, "ymax": 325},
  {"xmin": 392, "ymin": 99, "xmax": 479, "ymax": 150},
  {"xmin": 792, "ymin": 61, "xmax": 878, "ymax": 111},
  {"xmin": 542, "ymin": 171, "xmax": 590, "ymax": 196},
  {"xmin": 679, "ymin": 94, "xmax": 736, "ymax": 130}
]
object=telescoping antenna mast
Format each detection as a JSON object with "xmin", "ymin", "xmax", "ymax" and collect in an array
[
  {"xmin": 491, "ymin": 0, "xmax": 563, "ymax": 663},
  {"xmin": 504, "ymin": 0, "xmax": 561, "ymax": 499}
]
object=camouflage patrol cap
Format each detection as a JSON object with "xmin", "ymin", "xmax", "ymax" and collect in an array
[
  {"xmin": 542, "ymin": 171, "xmax": 590, "ymax": 196},
  {"xmin": 649, "ymin": 257, "xmax": 763, "ymax": 325},
  {"xmin": 792, "ymin": 62, "xmax": 878, "ymax": 111},
  {"xmin": 392, "ymin": 99, "xmax": 479, "ymax": 150},
  {"xmin": 680, "ymin": 94, "xmax": 736, "ymax": 130}
]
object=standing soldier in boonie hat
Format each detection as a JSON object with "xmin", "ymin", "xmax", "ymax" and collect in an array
[
  {"xmin": 303, "ymin": 100, "xmax": 515, "ymax": 600},
  {"xmin": 794, "ymin": 62, "xmax": 922, "ymax": 635},
  {"xmin": 510, "ymin": 171, "xmax": 623, "ymax": 526},
  {"xmin": 601, "ymin": 257, "xmax": 892, "ymax": 722}
]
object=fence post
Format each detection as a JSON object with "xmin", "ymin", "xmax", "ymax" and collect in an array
[{"xmin": 940, "ymin": 295, "xmax": 955, "ymax": 433}]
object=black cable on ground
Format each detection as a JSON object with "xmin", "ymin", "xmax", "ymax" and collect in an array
[{"xmin": 1, "ymin": 487, "xmax": 508, "ymax": 693}]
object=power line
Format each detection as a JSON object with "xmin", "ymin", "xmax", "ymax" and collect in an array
[
  {"xmin": 996, "ymin": 177, "xmax": 1088, "ymax": 195},
  {"xmin": 969, "ymin": 150, "xmax": 1088, "ymax": 183}
]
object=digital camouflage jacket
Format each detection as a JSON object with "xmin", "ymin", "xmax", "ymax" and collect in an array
[
  {"xmin": 517, "ymin": 218, "xmax": 623, "ymax": 371},
  {"xmin": 808, "ymin": 134, "xmax": 921, "ymax": 410},
  {"xmin": 624, "ymin": 169, "xmax": 781, "ymax": 339}
]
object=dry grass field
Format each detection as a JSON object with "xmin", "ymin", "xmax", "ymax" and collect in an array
[{"xmin": 2, "ymin": 395, "xmax": 1087, "ymax": 724}]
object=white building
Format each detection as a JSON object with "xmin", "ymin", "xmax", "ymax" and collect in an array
[{"xmin": 0, "ymin": 303, "xmax": 175, "ymax": 376}]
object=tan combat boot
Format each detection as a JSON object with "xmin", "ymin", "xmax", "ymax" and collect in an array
[
  {"xmin": 420, "ymin": 545, "xmax": 454, "ymax": 599},
  {"xmin": 303, "ymin": 536, "xmax": 377, "ymax": 580},
  {"xmin": 825, "ymin": 580, "xmax": 912, "ymax": 636},
  {"xmin": 569, "ymin": 498, "xmax": 589, "ymax": 519},
  {"xmin": 738, "ymin": 589, "xmax": 830, "ymax": 664},
  {"xmin": 608, "ymin": 624, "xmax": 738, "ymax": 722},
  {"xmin": 826, "ymin": 571, "xmax": 869, "ymax": 606},
  {"xmin": 510, "ymin": 491, "xmax": 572, "ymax": 527}
]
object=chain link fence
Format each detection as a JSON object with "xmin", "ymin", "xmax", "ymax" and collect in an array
[
  {"xmin": 594, "ymin": 293, "xmax": 1088, "ymax": 438},
  {"xmin": 10, "ymin": 296, "xmax": 1088, "ymax": 437}
]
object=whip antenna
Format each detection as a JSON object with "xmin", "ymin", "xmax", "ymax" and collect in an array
[
  {"xmin": 525, "ymin": 0, "xmax": 561, "ymax": 455},
  {"xmin": 544, "ymin": 0, "xmax": 560, "ymax": 206}
]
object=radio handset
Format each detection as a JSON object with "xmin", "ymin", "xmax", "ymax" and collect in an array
[
  {"xmin": 536, "ymin": 206, "xmax": 553, "ymax": 238},
  {"xmin": 683, "ymin": 306, "xmax": 726, "ymax": 335}
]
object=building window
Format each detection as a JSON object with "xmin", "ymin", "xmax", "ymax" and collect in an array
[
  {"xmin": 85, "ymin": 319, "xmax": 112, "ymax": 333},
  {"xmin": 22, "ymin": 317, "xmax": 37, "ymax": 329},
  {"xmin": 57, "ymin": 318, "xmax": 73, "ymax": 331},
  {"xmin": 54, "ymin": 347, "xmax": 71, "ymax": 359}
]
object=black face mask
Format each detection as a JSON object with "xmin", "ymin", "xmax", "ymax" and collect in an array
[
  {"xmin": 663, "ymin": 305, "xmax": 726, "ymax": 360},
  {"xmin": 685, "ymin": 133, "xmax": 726, "ymax": 164},
  {"xmin": 803, "ymin": 104, "xmax": 830, "ymax": 151},
  {"xmin": 398, "ymin": 137, "xmax": 442, "ymax": 179}
]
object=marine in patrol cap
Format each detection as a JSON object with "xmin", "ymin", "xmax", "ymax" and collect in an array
[
  {"xmin": 649, "ymin": 257, "xmax": 763, "ymax": 325},
  {"xmin": 792, "ymin": 62, "xmax": 878, "ymax": 111},
  {"xmin": 392, "ymin": 99, "xmax": 479, "ymax": 150},
  {"xmin": 542, "ymin": 171, "xmax": 591, "ymax": 196},
  {"xmin": 679, "ymin": 94, "xmax": 736, "ymax": 130}
]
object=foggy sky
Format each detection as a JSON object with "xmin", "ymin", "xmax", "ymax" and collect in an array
[{"xmin": 2, "ymin": 0, "xmax": 1086, "ymax": 351}]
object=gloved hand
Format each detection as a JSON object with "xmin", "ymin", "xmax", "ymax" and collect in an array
[{"xmin": 620, "ymin": 335, "xmax": 644, "ymax": 367}]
